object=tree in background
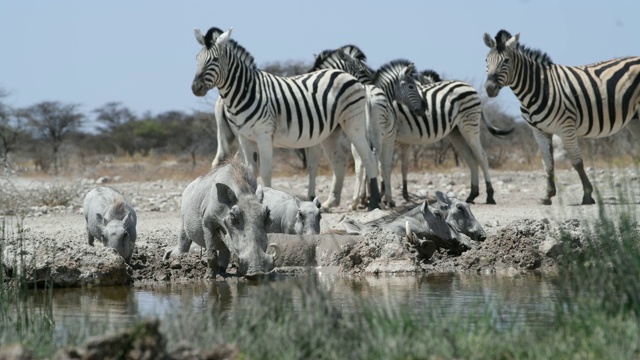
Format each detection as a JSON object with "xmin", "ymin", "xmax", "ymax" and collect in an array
[
  {"xmin": 20, "ymin": 101, "xmax": 84, "ymax": 175},
  {"xmin": 93, "ymin": 101, "xmax": 136, "ymax": 133},
  {"xmin": 0, "ymin": 89, "xmax": 26, "ymax": 167}
]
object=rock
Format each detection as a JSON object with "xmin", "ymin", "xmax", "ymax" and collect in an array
[{"xmin": 539, "ymin": 237, "xmax": 564, "ymax": 258}]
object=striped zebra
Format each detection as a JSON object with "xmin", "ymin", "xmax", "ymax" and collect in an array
[
  {"xmin": 394, "ymin": 73, "xmax": 513, "ymax": 204},
  {"xmin": 483, "ymin": 30, "xmax": 640, "ymax": 205},
  {"xmin": 309, "ymin": 46, "xmax": 425, "ymax": 208},
  {"xmin": 191, "ymin": 27, "xmax": 382, "ymax": 210}
]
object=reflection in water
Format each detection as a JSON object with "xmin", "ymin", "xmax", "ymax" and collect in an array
[{"xmin": 41, "ymin": 273, "xmax": 558, "ymax": 335}]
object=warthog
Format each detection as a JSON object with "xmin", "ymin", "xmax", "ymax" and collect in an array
[
  {"xmin": 262, "ymin": 187, "xmax": 322, "ymax": 235},
  {"xmin": 163, "ymin": 160, "xmax": 280, "ymax": 277},
  {"xmin": 433, "ymin": 191, "xmax": 486, "ymax": 242},
  {"xmin": 83, "ymin": 186, "xmax": 137, "ymax": 263},
  {"xmin": 340, "ymin": 200, "xmax": 469, "ymax": 255}
]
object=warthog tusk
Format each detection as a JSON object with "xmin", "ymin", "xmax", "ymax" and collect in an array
[
  {"xmin": 405, "ymin": 221, "xmax": 414, "ymax": 243},
  {"xmin": 231, "ymin": 252, "xmax": 240, "ymax": 267},
  {"xmin": 267, "ymin": 243, "xmax": 281, "ymax": 261}
]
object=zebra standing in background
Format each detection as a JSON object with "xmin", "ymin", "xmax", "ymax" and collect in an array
[
  {"xmin": 393, "ymin": 72, "xmax": 513, "ymax": 204},
  {"xmin": 309, "ymin": 46, "xmax": 425, "ymax": 208},
  {"xmin": 191, "ymin": 27, "xmax": 382, "ymax": 210},
  {"xmin": 483, "ymin": 30, "xmax": 640, "ymax": 205}
]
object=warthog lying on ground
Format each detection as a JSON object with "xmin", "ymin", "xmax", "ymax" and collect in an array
[
  {"xmin": 163, "ymin": 160, "xmax": 280, "ymax": 277},
  {"xmin": 262, "ymin": 187, "xmax": 322, "ymax": 235},
  {"xmin": 432, "ymin": 191, "xmax": 486, "ymax": 242},
  {"xmin": 340, "ymin": 200, "xmax": 469, "ymax": 257},
  {"xmin": 83, "ymin": 186, "xmax": 137, "ymax": 263}
]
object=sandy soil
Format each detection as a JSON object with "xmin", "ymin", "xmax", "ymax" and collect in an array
[{"xmin": 3, "ymin": 165, "xmax": 639, "ymax": 286}]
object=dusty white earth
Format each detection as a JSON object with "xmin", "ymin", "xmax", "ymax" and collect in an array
[{"xmin": 2, "ymin": 165, "xmax": 639, "ymax": 286}]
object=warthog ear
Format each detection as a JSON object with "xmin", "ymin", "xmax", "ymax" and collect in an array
[
  {"xmin": 313, "ymin": 197, "xmax": 321, "ymax": 209},
  {"xmin": 255, "ymin": 185, "xmax": 264, "ymax": 203},
  {"xmin": 216, "ymin": 183, "xmax": 238, "ymax": 208},
  {"xmin": 435, "ymin": 191, "xmax": 449, "ymax": 205},
  {"xmin": 420, "ymin": 200, "xmax": 430, "ymax": 215},
  {"xmin": 96, "ymin": 213, "xmax": 108, "ymax": 227},
  {"xmin": 340, "ymin": 217, "xmax": 363, "ymax": 235}
]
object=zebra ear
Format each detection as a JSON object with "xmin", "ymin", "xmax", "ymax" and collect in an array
[
  {"xmin": 505, "ymin": 33, "xmax": 520, "ymax": 48},
  {"xmin": 404, "ymin": 63, "xmax": 416, "ymax": 76},
  {"xmin": 336, "ymin": 49, "xmax": 349, "ymax": 61},
  {"xmin": 483, "ymin": 33, "xmax": 495, "ymax": 48},
  {"xmin": 194, "ymin": 28, "xmax": 206, "ymax": 46},
  {"xmin": 215, "ymin": 27, "xmax": 233, "ymax": 45}
]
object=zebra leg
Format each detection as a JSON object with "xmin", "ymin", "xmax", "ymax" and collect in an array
[
  {"xmin": 380, "ymin": 134, "xmax": 396, "ymax": 207},
  {"xmin": 342, "ymin": 126, "xmax": 381, "ymax": 211},
  {"xmin": 448, "ymin": 128, "xmax": 482, "ymax": 203},
  {"xmin": 320, "ymin": 130, "xmax": 350, "ymax": 209},
  {"xmin": 238, "ymin": 136, "xmax": 260, "ymax": 178},
  {"xmin": 532, "ymin": 129, "xmax": 556, "ymax": 205},
  {"xmin": 561, "ymin": 132, "xmax": 595, "ymax": 205},
  {"xmin": 211, "ymin": 98, "xmax": 237, "ymax": 168},
  {"xmin": 305, "ymin": 145, "xmax": 322, "ymax": 201},
  {"xmin": 399, "ymin": 143, "xmax": 411, "ymax": 201},
  {"xmin": 349, "ymin": 143, "xmax": 366, "ymax": 210}
]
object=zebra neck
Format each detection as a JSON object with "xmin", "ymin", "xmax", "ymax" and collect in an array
[
  {"xmin": 216, "ymin": 54, "xmax": 259, "ymax": 111},
  {"xmin": 509, "ymin": 56, "xmax": 550, "ymax": 110}
]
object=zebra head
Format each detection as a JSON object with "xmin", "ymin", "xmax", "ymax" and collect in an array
[
  {"xmin": 191, "ymin": 27, "xmax": 233, "ymax": 97},
  {"xmin": 375, "ymin": 60, "xmax": 426, "ymax": 115},
  {"xmin": 483, "ymin": 30, "xmax": 520, "ymax": 97},
  {"xmin": 310, "ymin": 45, "xmax": 375, "ymax": 85}
]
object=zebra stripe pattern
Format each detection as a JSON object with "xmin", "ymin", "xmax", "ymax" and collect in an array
[
  {"xmin": 393, "ymin": 75, "xmax": 513, "ymax": 204},
  {"xmin": 309, "ymin": 47, "xmax": 425, "ymax": 208},
  {"xmin": 192, "ymin": 27, "xmax": 382, "ymax": 210},
  {"xmin": 483, "ymin": 29, "xmax": 640, "ymax": 205}
]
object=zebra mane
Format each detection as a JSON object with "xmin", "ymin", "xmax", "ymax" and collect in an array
[
  {"xmin": 374, "ymin": 59, "xmax": 418, "ymax": 84},
  {"xmin": 495, "ymin": 29, "xmax": 553, "ymax": 65},
  {"xmin": 203, "ymin": 26, "xmax": 257, "ymax": 70},
  {"xmin": 339, "ymin": 44, "xmax": 367, "ymax": 62},
  {"xmin": 418, "ymin": 69, "xmax": 442, "ymax": 84},
  {"xmin": 310, "ymin": 49, "xmax": 335, "ymax": 71}
]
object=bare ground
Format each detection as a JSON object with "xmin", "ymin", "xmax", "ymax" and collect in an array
[{"xmin": 3, "ymin": 165, "xmax": 639, "ymax": 286}]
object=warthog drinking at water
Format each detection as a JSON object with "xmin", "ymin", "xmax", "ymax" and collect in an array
[
  {"xmin": 163, "ymin": 160, "xmax": 280, "ymax": 277},
  {"xmin": 262, "ymin": 187, "xmax": 322, "ymax": 235},
  {"xmin": 83, "ymin": 186, "xmax": 137, "ymax": 263}
]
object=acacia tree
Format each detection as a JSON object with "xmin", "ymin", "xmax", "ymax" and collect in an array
[
  {"xmin": 0, "ymin": 89, "xmax": 26, "ymax": 167},
  {"xmin": 21, "ymin": 101, "xmax": 84, "ymax": 174},
  {"xmin": 93, "ymin": 101, "xmax": 136, "ymax": 133}
]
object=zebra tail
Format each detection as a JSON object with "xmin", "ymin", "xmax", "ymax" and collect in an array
[{"xmin": 481, "ymin": 110, "xmax": 514, "ymax": 138}]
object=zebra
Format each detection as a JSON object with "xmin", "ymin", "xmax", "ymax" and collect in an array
[
  {"xmin": 393, "ymin": 73, "xmax": 513, "ymax": 204},
  {"xmin": 191, "ymin": 27, "xmax": 382, "ymax": 210},
  {"xmin": 483, "ymin": 30, "xmax": 640, "ymax": 205},
  {"xmin": 308, "ymin": 46, "xmax": 425, "ymax": 208}
]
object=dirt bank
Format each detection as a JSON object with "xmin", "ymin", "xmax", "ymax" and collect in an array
[{"xmin": 2, "ymin": 167, "xmax": 638, "ymax": 286}]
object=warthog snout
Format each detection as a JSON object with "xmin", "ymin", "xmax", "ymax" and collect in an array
[{"xmin": 232, "ymin": 243, "xmax": 281, "ymax": 277}]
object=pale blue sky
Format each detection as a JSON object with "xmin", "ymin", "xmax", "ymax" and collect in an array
[{"xmin": 1, "ymin": 1, "xmax": 638, "ymax": 125}]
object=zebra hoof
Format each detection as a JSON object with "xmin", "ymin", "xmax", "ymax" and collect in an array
[
  {"xmin": 581, "ymin": 195, "xmax": 596, "ymax": 205},
  {"xmin": 539, "ymin": 198, "xmax": 552, "ymax": 206}
]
